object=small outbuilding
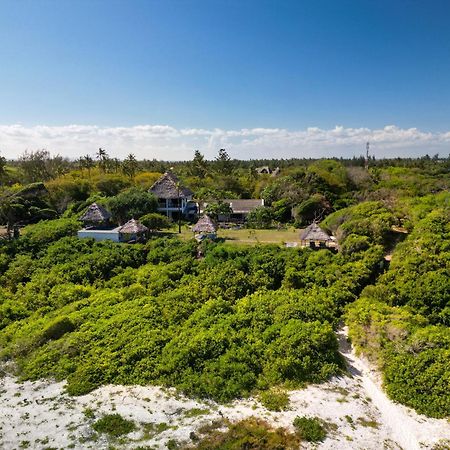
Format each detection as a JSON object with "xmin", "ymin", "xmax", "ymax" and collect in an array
[
  {"xmin": 79, "ymin": 203, "xmax": 112, "ymax": 227},
  {"xmin": 78, "ymin": 203, "xmax": 118, "ymax": 241},
  {"xmin": 118, "ymin": 219, "xmax": 148, "ymax": 243},
  {"xmin": 300, "ymin": 222, "xmax": 332, "ymax": 249},
  {"xmin": 192, "ymin": 215, "xmax": 218, "ymax": 240}
]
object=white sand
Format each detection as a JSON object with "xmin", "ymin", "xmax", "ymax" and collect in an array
[{"xmin": 1, "ymin": 330, "xmax": 449, "ymax": 449}]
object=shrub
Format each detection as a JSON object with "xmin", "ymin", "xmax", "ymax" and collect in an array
[
  {"xmin": 246, "ymin": 207, "xmax": 273, "ymax": 229},
  {"xmin": 95, "ymin": 175, "xmax": 131, "ymax": 197},
  {"xmin": 140, "ymin": 213, "xmax": 171, "ymax": 231},
  {"xmin": 340, "ymin": 234, "xmax": 370, "ymax": 256},
  {"xmin": 92, "ymin": 414, "xmax": 135, "ymax": 436},
  {"xmin": 107, "ymin": 187, "xmax": 157, "ymax": 223},
  {"xmin": 20, "ymin": 217, "xmax": 79, "ymax": 252},
  {"xmin": 41, "ymin": 317, "xmax": 75, "ymax": 343},
  {"xmin": 259, "ymin": 388, "xmax": 290, "ymax": 411},
  {"xmin": 193, "ymin": 418, "xmax": 301, "ymax": 450},
  {"xmin": 293, "ymin": 416, "xmax": 326, "ymax": 442},
  {"xmin": 0, "ymin": 234, "xmax": 382, "ymax": 402}
]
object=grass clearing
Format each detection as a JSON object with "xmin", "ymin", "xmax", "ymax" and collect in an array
[{"xmin": 162, "ymin": 226, "xmax": 303, "ymax": 246}]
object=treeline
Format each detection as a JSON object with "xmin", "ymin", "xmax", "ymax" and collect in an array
[
  {"xmin": 2, "ymin": 148, "xmax": 449, "ymax": 186},
  {"xmin": 1, "ymin": 149, "xmax": 448, "ymax": 233}
]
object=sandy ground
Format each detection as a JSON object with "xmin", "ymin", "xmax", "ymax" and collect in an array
[{"xmin": 1, "ymin": 329, "xmax": 449, "ymax": 450}]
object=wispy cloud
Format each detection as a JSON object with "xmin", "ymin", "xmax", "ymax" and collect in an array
[{"xmin": 0, "ymin": 124, "xmax": 448, "ymax": 160}]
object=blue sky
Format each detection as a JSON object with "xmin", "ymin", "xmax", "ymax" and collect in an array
[{"xmin": 0, "ymin": 0, "xmax": 449, "ymax": 159}]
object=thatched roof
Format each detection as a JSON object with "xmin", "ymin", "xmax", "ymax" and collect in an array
[
  {"xmin": 192, "ymin": 215, "xmax": 217, "ymax": 233},
  {"xmin": 300, "ymin": 223, "xmax": 331, "ymax": 241},
  {"xmin": 119, "ymin": 219, "xmax": 148, "ymax": 234},
  {"xmin": 149, "ymin": 172, "xmax": 193, "ymax": 199},
  {"xmin": 80, "ymin": 203, "xmax": 112, "ymax": 223}
]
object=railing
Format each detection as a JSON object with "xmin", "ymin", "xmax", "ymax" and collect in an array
[{"xmin": 158, "ymin": 201, "xmax": 183, "ymax": 209}]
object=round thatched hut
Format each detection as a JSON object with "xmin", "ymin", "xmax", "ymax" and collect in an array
[
  {"xmin": 118, "ymin": 219, "xmax": 148, "ymax": 243},
  {"xmin": 299, "ymin": 222, "xmax": 332, "ymax": 248},
  {"xmin": 192, "ymin": 215, "xmax": 218, "ymax": 240},
  {"xmin": 79, "ymin": 203, "xmax": 112, "ymax": 228}
]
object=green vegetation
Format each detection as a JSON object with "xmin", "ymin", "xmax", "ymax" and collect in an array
[
  {"xmin": 0, "ymin": 219, "xmax": 386, "ymax": 400},
  {"xmin": 346, "ymin": 200, "xmax": 450, "ymax": 418},
  {"xmin": 0, "ymin": 153, "xmax": 448, "ymax": 419},
  {"xmin": 191, "ymin": 418, "xmax": 301, "ymax": 450},
  {"xmin": 292, "ymin": 416, "xmax": 327, "ymax": 442},
  {"xmin": 258, "ymin": 388, "xmax": 290, "ymax": 411},
  {"xmin": 92, "ymin": 414, "xmax": 135, "ymax": 437},
  {"xmin": 107, "ymin": 187, "xmax": 157, "ymax": 223}
]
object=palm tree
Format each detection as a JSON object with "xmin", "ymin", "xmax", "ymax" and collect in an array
[
  {"xmin": 96, "ymin": 148, "xmax": 109, "ymax": 173},
  {"xmin": 122, "ymin": 153, "xmax": 138, "ymax": 179},
  {"xmin": 83, "ymin": 155, "xmax": 95, "ymax": 179}
]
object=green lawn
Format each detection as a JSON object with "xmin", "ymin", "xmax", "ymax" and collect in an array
[
  {"xmin": 218, "ymin": 227, "xmax": 302, "ymax": 245},
  {"xmin": 163, "ymin": 226, "xmax": 303, "ymax": 246}
]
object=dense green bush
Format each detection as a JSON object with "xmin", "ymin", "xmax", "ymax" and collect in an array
[
  {"xmin": 292, "ymin": 416, "xmax": 326, "ymax": 442},
  {"xmin": 19, "ymin": 217, "xmax": 80, "ymax": 253},
  {"xmin": 140, "ymin": 212, "xmax": 171, "ymax": 230},
  {"xmin": 384, "ymin": 343, "xmax": 450, "ymax": 418},
  {"xmin": 259, "ymin": 388, "xmax": 290, "ymax": 411},
  {"xmin": 0, "ymin": 232, "xmax": 385, "ymax": 401},
  {"xmin": 107, "ymin": 187, "xmax": 157, "ymax": 223},
  {"xmin": 193, "ymin": 418, "xmax": 301, "ymax": 450},
  {"xmin": 322, "ymin": 201, "xmax": 397, "ymax": 246},
  {"xmin": 347, "ymin": 298, "xmax": 450, "ymax": 418},
  {"xmin": 0, "ymin": 186, "xmax": 447, "ymax": 418},
  {"xmin": 95, "ymin": 175, "xmax": 131, "ymax": 197},
  {"xmin": 346, "ymin": 209, "xmax": 450, "ymax": 418},
  {"xmin": 92, "ymin": 414, "xmax": 135, "ymax": 436}
]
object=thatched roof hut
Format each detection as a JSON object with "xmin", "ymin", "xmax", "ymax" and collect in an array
[
  {"xmin": 192, "ymin": 215, "xmax": 217, "ymax": 234},
  {"xmin": 119, "ymin": 219, "xmax": 148, "ymax": 235},
  {"xmin": 80, "ymin": 203, "xmax": 112, "ymax": 224},
  {"xmin": 149, "ymin": 171, "xmax": 193, "ymax": 199},
  {"xmin": 300, "ymin": 223, "xmax": 331, "ymax": 244}
]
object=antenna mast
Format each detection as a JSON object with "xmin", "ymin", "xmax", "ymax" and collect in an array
[{"xmin": 365, "ymin": 141, "xmax": 370, "ymax": 170}]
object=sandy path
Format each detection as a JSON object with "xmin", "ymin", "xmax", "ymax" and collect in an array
[{"xmin": 337, "ymin": 326, "xmax": 450, "ymax": 450}]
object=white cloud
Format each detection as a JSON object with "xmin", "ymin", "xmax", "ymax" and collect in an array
[{"xmin": 0, "ymin": 124, "xmax": 448, "ymax": 160}]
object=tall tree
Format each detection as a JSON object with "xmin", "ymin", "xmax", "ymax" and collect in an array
[
  {"xmin": 190, "ymin": 150, "xmax": 208, "ymax": 177},
  {"xmin": 122, "ymin": 153, "xmax": 139, "ymax": 179},
  {"xmin": 18, "ymin": 150, "xmax": 52, "ymax": 182},
  {"xmin": 96, "ymin": 148, "xmax": 109, "ymax": 173},
  {"xmin": 83, "ymin": 155, "xmax": 95, "ymax": 179},
  {"xmin": 215, "ymin": 148, "xmax": 233, "ymax": 173},
  {"xmin": 0, "ymin": 153, "xmax": 7, "ymax": 184}
]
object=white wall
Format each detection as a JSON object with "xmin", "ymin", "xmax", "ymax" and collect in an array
[{"xmin": 77, "ymin": 230, "xmax": 120, "ymax": 242}]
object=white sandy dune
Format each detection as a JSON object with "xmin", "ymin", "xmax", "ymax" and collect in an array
[{"xmin": 1, "ymin": 329, "xmax": 449, "ymax": 449}]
